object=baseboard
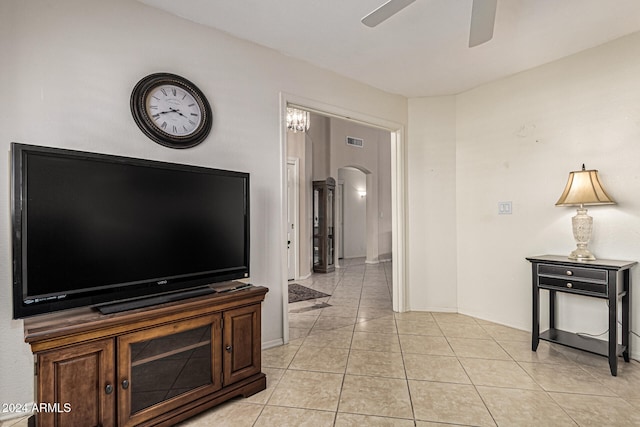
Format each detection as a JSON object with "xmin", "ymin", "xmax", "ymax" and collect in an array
[
  {"xmin": 262, "ymin": 338, "xmax": 284, "ymax": 350},
  {"xmin": 410, "ymin": 307, "xmax": 458, "ymax": 313}
]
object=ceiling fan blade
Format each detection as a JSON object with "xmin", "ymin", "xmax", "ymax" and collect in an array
[
  {"xmin": 469, "ymin": 0, "xmax": 497, "ymax": 47},
  {"xmin": 361, "ymin": 0, "xmax": 417, "ymax": 27}
]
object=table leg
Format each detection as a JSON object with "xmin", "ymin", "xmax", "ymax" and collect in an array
[
  {"xmin": 549, "ymin": 290, "xmax": 556, "ymax": 330},
  {"xmin": 532, "ymin": 263, "xmax": 540, "ymax": 351},
  {"xmin": 608, "ymin": 270, "xmax": 618, "ymax": 376},
  {"xmin": 622, "ymin": 269, "xmax": 630, "ymax": 363}
]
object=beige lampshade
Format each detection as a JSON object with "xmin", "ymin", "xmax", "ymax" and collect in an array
[{"xmin": 555, "ymin": 165, "xmax": 615, "ymax": 206}]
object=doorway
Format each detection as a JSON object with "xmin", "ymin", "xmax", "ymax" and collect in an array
[{"xmin": 281, "ymin": 94, "xmax": 406, "ymax": 344}]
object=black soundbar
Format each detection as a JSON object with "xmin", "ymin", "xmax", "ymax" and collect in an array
[{"xmin": 96, "ymin": 286, "xmax": 217, "ymax": 315}]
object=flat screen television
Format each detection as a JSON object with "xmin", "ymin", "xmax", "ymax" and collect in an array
[{"xmin": 11, "ymin": 143, "xmax": 250, "ymax": 318}]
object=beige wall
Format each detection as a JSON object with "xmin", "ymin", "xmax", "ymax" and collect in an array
[
  {"xmin": 407, "ymin": 96, "xmax": 458, "ymax": 312},
  {"xmin": 339, "ymin": 167, "xmax": 368, "ymax": 258},
  {"xmin": 309, "ymin": 115, "xmax": 331, "ymax": 181},
  {"xmin": 456, "ymin": 31, "xmax": 640, "ymax": 344},
  {"xmin": 0, "ymin": 0, "xmax": 407, "ymax": 411},
  {"xmin": 377, "ymin": 130, "xmax": 393, "ymax": 262},
  {"xmin": 408, "ymin": 31, "xmax": 640, "ymax": 360}
]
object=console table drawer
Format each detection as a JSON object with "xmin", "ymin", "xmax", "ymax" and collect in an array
[
  {"xmin": 538, "ymin": 276, "xmax": 607, "ymax": 295},
  {"xmin": 538, "ymin": 264, "xmax": 607, "ymax": 282}
]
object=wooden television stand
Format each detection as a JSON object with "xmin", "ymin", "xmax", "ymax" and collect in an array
[{"xmin": 23, "ymin": 284, "xmax": 268, "ymax": 427}]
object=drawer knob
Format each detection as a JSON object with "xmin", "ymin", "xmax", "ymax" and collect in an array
[
  {"xmin": 566, "ymin": 283, "xmax": 573, "ymax": 288},
  {"xmin": 566, "ymin": 270, "xmax": 573, "ymax": 276}
]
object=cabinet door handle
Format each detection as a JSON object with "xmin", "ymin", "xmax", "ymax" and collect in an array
[
  {"xmin": 225, "ymin": 345, "xmax": 233, "ymax": 353},
  {"xmin": 566, "ymin": 282, "xmax": 573, "ymax": 288},
  {"xmin": 105, "ymin": 384, "xmax": 113, "ymax": 395},
  {"xmin": 122, "ymin": 379, "xmax": 130, "ymax": 390}
]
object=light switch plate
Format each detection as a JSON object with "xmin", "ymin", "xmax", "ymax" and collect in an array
[{"xmin": 498, "ymin": 201, "xmax": 512, "ymax": 215}]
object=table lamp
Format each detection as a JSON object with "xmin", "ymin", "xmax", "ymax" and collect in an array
[{"xmin": 555, "ymin": 164, "xmax": 615, "ymax": 261}]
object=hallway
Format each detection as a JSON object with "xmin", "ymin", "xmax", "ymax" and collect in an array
[{"xmin": 288, "ymin": 258, "xmax": 394, "ymax": 340}]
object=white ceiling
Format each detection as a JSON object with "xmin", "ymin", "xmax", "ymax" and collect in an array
[{"xmin": 139, "ymin": 0, "xmax": 640, "ymax": 97}]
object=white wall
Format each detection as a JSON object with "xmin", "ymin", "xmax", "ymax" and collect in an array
[
  {"xmin": 338, "ymin": 168, "xmax": 367, "ymax": 258},
  {"xmin": 377, "ymin": 131, "xmax": 393, "ymax": 262},
  {"xmin": 404, "ymin": 31, "xmax": 640, "ymax": 358},
  {"xmin": 0, "ymin": 0, "xmax": 407, "ymax": 411},
  {"xmin": 309, "ymin": 115, "xmax": 331, "ymax": 181},
  {"xmin": 454, "ymin": 32, "xmax": 640, "ymax": 354},
  {"xmin": 407, "ymin": 97, "xmax": 458, "ymax": 312},
  {"xmin": 408, "ymin": 32, "xmax": 640, "ymax": 358}
]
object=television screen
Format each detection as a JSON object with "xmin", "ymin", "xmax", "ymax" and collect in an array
[{"xmin": 12, "ymin": 143, "xmax": 250, "ymax": 318}]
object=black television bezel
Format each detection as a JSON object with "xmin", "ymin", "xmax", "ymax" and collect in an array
[{"xmin": 11, "ymin": 143, "xmax": 250, "ymax": 318}]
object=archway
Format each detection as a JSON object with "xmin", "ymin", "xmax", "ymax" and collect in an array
[{"xmin": 336, "ymin": 166, "xmax": 373, "ymax": 262}]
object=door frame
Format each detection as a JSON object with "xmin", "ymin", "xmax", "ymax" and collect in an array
[
  {"xmin": 336, "ymin": 179, "xmax": 344, "ymax": 263},
  {"xmin": 279, "ymin": 92, "xmax": 407, "ymax": 344},
  {"xmin": 286, "ymin": 158, "xmax": 299, "ymax": 281}
]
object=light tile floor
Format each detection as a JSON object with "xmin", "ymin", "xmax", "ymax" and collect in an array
[
  {"xmin": 172, "ymin": 260, "xmax": 640, "ymax": 427},
  {"xmin": 4, "ymin": 258, "xmax": 640, "ymax": 427},
  {"xmin": 177, "ymin": 258, "xmax": 640, "ymax": 426}
]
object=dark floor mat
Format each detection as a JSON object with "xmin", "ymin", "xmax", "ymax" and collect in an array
[{"xmin": 288, "ymin": 283, "xmax": 331, "ymax": 303}]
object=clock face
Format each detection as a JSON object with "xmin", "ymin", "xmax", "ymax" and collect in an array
[
  {"xmin": 131, "ymin": 73, "xmax": 212, "ymax": 149},
  {"xmin": 145, "ymin": 85, "xmax": 203, "ymax": 137}
]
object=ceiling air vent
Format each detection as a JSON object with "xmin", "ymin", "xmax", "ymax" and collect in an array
[{"xmin": 346, "ymin": 136, "xmax": 364, "ymax": 148}]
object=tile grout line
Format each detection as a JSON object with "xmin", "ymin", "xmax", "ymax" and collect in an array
[
  {"xmin": 332, "ymin": 260, "xmax": 368, "ymax": 425},
  {"xmin": 396, "ymin": 303, "xmax": 418, "ymax": 425},
  {"xmin": 468, "ymin": 321, "xmax": 510, "ymax": 427}
]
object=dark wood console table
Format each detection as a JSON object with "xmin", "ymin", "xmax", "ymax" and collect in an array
[{"xmin": 527, "ymin": 255, "xmax": 635, "ymax": 376}]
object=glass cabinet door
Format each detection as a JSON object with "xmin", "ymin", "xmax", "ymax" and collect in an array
[
  {"xmin": 327, "ymin": 186, "xmax": 334, "ymax": 267},
  {"xmin": 118, "ymin": 315, "xmax": 222, "ymax": 426},
  {"xmin": 313, "ymin": 186, "xmax": 324, "ymax": 268},
  {"xmin": 313, "ymin": 177, "xmax": 336, "ymax": 273}
]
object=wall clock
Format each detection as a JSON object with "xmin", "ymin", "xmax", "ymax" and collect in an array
[{"xmin": 130, "ymin": 73, "xmax": 212, "ymax": 149}]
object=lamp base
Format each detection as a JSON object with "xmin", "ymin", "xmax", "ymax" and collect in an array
[
  {"xmin": 568, "ymin": 246, "xmax": 596, "ymax": 261},
  {"xmin": 569, "ymin": 208, "xmax": 596, "ymax": 261}
]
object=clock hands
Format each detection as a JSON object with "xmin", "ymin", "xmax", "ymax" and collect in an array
[
  {"xmin": 157, "ymin": 107, "xmax": 187, "ymax": 117},
  {"xmin": 169, "ymin": 107, "xmax": 188, "ymax": 118}
]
